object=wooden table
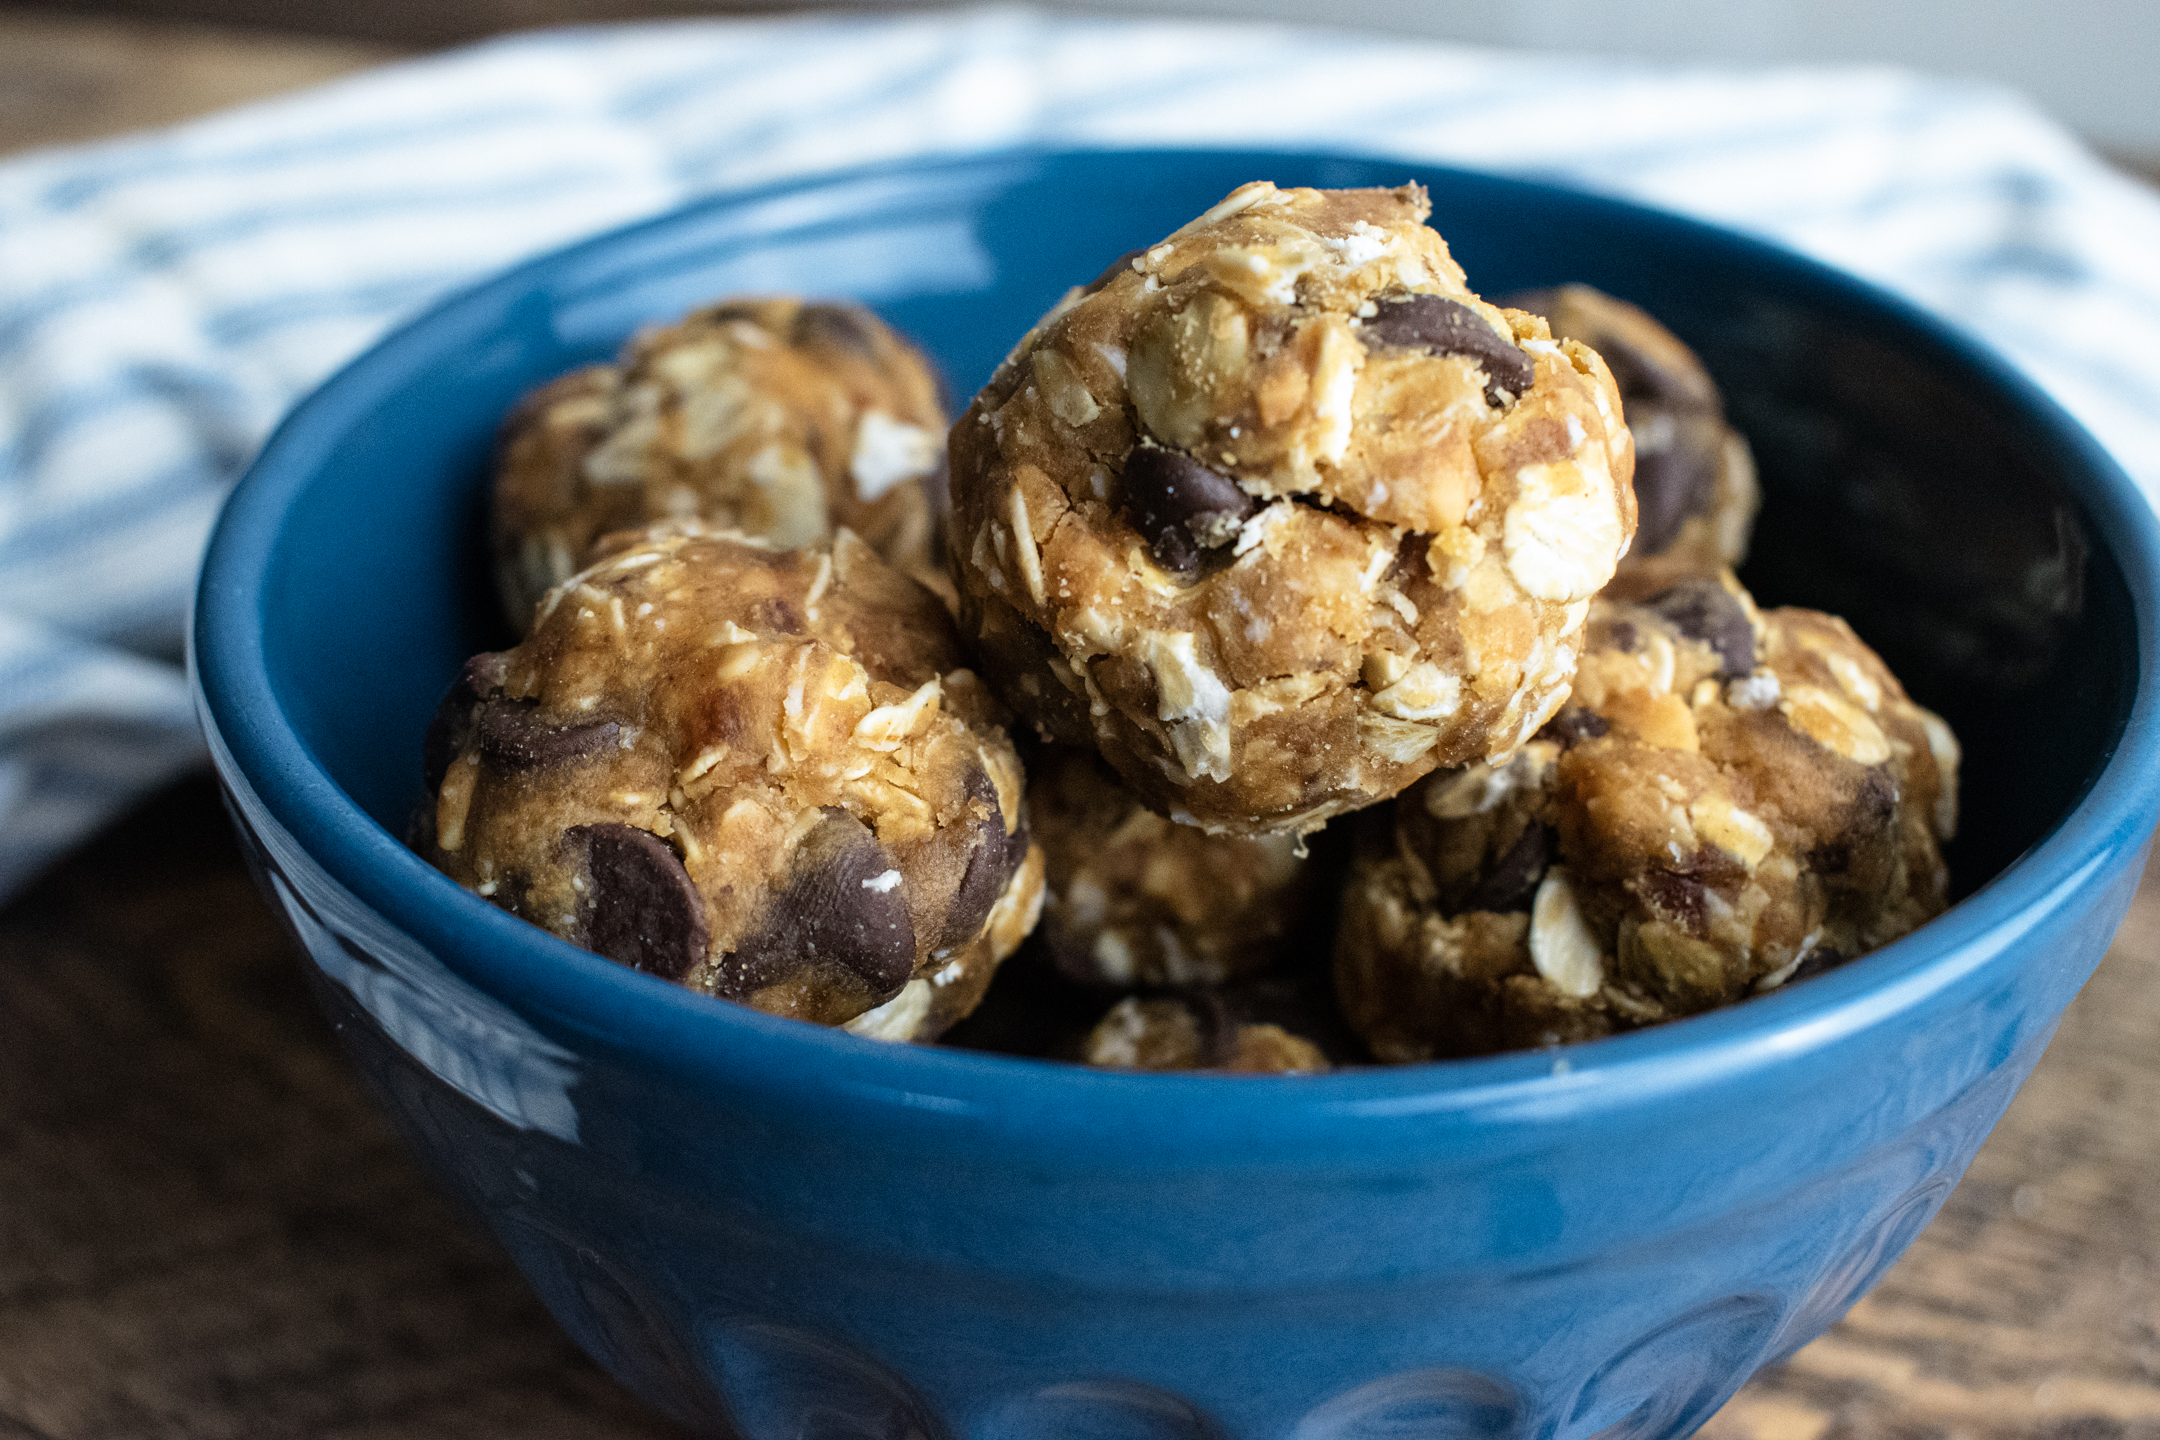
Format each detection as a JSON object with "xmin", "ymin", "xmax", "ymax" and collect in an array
[{"xmin": 3, "ymin": 13, "xmax": 2158, "ymax": 1436}]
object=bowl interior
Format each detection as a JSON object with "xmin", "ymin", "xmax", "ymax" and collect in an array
[
  {"xmin": 219, "ymin": 151, "xmax": 2143, "ymax": 1076},
  {"xmin": 257, "ymin": 151, "xmax": 2130, "ymax": 907}
]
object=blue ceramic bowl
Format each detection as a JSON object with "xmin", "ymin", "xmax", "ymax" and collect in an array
[{"xmin": 192, "ymin": 150, "xmax": 2160, "ymax": 1440}]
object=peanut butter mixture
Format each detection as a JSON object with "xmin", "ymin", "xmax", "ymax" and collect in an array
[
  {"xmin": 1083, "ymin": 994, "xmax": 1328, "ymax": 1074},
  {"xmin": 421, "ymin": 526, "xmax": 1041, "ymax": 1040},
  {"xmin": 422, "ymin": 199, "xmax": 1962, "ymax": 1069},
  {"xmin": 1029, "ymin": 746, "xmax": 1313, "ymax": 989},
  {"xmin": 1335, "ymin": 571, "xmax": 1958, "ymax": 1060},
  {"xmin": 492, "ymin": 297, "xmax": 947, "ymax": 631},
  {"xmin": 949, "ymin": 181, "xmax": 1637, "ymax": 835}
]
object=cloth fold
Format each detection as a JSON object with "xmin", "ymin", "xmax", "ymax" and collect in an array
[{"xmin": 5, "ymin": 7, "xmax": 2159, "ymax": 899}]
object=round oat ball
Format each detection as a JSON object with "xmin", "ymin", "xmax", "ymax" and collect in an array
[
  {"xmin": 419, "ymin": 526, "xmax": 1043, "ymax": 1041},
  {"xmin": 1029, "ymin": 746, "xmax": 1313, "ymax": 989},
  {"xmin": 949, "ymin": 181, "xmax": 1636, "ymax": 835},
  {"xmin": 1503, "ymin": 284, "xmax": 1758, "ymax": 594},
  {"xmin": 1082, "ymin": 993, "xmax": 1329, "ymax": 1074},
  {"xmin": 492, "ymin": 297, "xmax": 948, "ymax": 631},
  {"xmin": 1334, "ymin": 572, "xmax": 1959, "ymax": 1061}
]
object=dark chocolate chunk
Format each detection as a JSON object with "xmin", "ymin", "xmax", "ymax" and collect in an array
[
  {"xmin": 476, "ymin": 700, "xmax": 623, "ymax": 771},
  {"xmin": 1638, "ymin": 868, "xmax": 1709, "ymax": 934},
  {"xmin": 422, "ymin": 651, "xmax": 510, "ymax": 792},
  {"xmin": 1120, "ymin": 445, "xmax": 1259, "ymax": 576},
  {"xmin": 1361, "ymin": 294, "xmax": 1535, "ymax": 405},
  {"xmin": 1542, "ymin": 707, "xmax": 1610, "ymax": 749},
  {"xmin": 1628, "ymin": 406, "xmax": 1725, "ymax": 556},
  {"xmin": 1460, "ymin": 823, "xmax": 1552, "ymax": 916},
  {"xmin": 719, "ymin": 809, "xmax": 916, "ymax": 999},
  {"xmin": 937, "ymin": 765, "xmax": 1027, "ymax": 950},
  {"xmin": 792, "ymin": 302, "xmax": 881, "ymax": 358},
  {"xmin": 1644, "ymin": 578, "xmax": 1755, "ymax": 677},
  {"xmin": 569, "ymin": 823, "xmax": 709, "ymax": 981},
  {"xmin": 1084, "ymin": 247, "xmax": 1149, "ymax": 295}
]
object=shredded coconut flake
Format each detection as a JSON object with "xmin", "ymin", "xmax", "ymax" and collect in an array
[{"xmin": 849, "ymin": 410, "xmax": 938, "ymax": 500}]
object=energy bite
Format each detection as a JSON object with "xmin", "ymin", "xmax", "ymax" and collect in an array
[
  {"xmin": 1335, "ymin": 572, "xmax": 1959, "ymax": 1060},
  {"xmin": 1503, "ymin": 284, "xmax": 1758, "ymax": 593},
  {"xmin": 949, "ymin": 181, "xmax": 1636, "ymax": 835},
  {"xmin": 492, "ymin": 297, "xmax": 948, "ymax": 630},
  {"xmin": 1083, "ymin": 993, "xmax": 1329, "ymax": 1074},
  {"xmin": 420, "ymin": 526, "xmax": 1043, "ymax": 1040},
  {"xmin": 1030, "ymin": 746, "xmax": 1313, "ymax": 988}
]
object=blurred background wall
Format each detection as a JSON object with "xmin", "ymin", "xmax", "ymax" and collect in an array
[{"xmin": 2, "ymin": 0, "xmax": 2156, "ymax": 171}]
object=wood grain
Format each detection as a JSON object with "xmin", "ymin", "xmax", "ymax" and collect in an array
[
  {"xmin": 0, "ymin": 777, "xmax": 691, "ymax": 1440},
  {"xmin": 0, "ymin": 8, "xmax": 399, "ymax": 157}
]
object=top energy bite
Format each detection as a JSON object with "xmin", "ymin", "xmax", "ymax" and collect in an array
[
  {"xmin": 949, "ymin": 181, "xmax": 1636, "ymax": 835},
  {"xmin": 492, "ymin": 297, "xmax": 948, "ymax": 630}
]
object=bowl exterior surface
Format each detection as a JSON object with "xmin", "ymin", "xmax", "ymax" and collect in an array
[
  {"xmin": 214, "ymin": 744, "xmax": 2145, "ymax": 1440},
  {"xmin": 193, "ymin": 150, "xmax": 2160, "ymax": 1440}
]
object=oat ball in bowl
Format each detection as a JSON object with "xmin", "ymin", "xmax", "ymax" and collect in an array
[
  {"xmin": 1336, "ymin": 573, "xmax": 1960, "ymax": 1061},
  {"xmin": 950, "ymin": 180, "xmax": 1636, "ymax": 835},
  {"xmin": 1027, "ymin": 744, "xmax": 1316, "ymax": 990},
  {"xmin": 492, "ymin": 296, "xmax": 947, "ymax": 629},
  {"xmin": 193, "ymin": 151, "xmax": 2159, "ymax": 1440},
  {"xmin": 417, "ymin": 526, "xmax": 1041, "ymax": 1040}
]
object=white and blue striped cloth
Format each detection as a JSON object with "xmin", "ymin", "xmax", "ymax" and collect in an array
[{"xmin": 5, "ymin": 8, "xmax": 2160, "ymax": 900}]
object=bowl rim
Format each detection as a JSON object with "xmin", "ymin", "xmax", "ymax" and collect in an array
[{"xmin": 192, "ymin": 146, "xmax": 2160, "ymax": 1162}]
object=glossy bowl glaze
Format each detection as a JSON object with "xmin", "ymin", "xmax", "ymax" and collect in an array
[{"xmin": 192, "ymin": 150, "xmax": 2160, "ymax": 1440}]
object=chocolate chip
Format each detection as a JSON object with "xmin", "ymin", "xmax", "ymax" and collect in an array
[
  {"xmin": 718, "ymin": 809, "xmax": 916, "ymax": 1000},
  {"xmin": 937, "ymin": 766, "xmax": 1027, "ymax": 950},
  {"xmin": 1084, "ymin": 248, "xmax": 1148, "ymax": 295},
  {"xmin": 1361, "ymin": 294, "xmax": 1535, "ymax": 405},
  {"xmin": 1629, "ymin": 407, "xmax": 1725, "ymax": 556},
  {"xmin": 1542, "ymin": 707, "xmax": 1610, "ymax": 749},
  {"xmin": 1638, "ymin": 868, "xmax": 1708, "ymax": 934},
  {"xmin": 1644, "ymin": 578, "xmax": 1755, "ymax": 677},
  {"xmin": 1120, "ymin": 445, "xmax": 1259, "ymax": 576},
  {"xmin": 422, "ymin": 651, "xmax": 510, "ymax": 792},
  {"xmin": 569, "ymin": 823, "xmax": 709, "ymax": 981},
  {"xmin": 1460, "ymin": 823, "xmax": 1551, "ymax": 916},
  {"xmin": 476, "ymin": 700, "xmax": 623, "ymax": 770},
  {"xmin": 793, "ymin": 302, "xmax": 881, "ymax": 358}
]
